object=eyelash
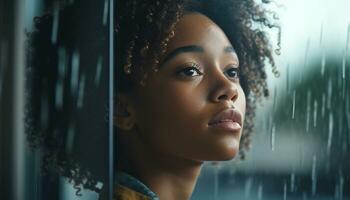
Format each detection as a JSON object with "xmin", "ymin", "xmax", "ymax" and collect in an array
[
  {"xmin": 176, "ymin": 62, "xmax": 240, "ymax": 81},
  {"xmin": 224, "ymin": 65, "xmax": 240, "ymax": 81},
  {"xmin": 176, "ymin": 62, "xmax": 203, "ymax": 77}
]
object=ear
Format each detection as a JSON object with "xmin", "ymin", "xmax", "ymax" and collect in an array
[{"xmin": 114, "ymin": 94, "xmax": 136, "ymax": 131}]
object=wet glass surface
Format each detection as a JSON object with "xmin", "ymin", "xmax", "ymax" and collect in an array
[
  {"xmin": 192, "ymin": 0, "xmax": 350, "ymax": 199},
  {"xmin": 1, "ymin": 0, "xmax": 349, "ymax": 200}
]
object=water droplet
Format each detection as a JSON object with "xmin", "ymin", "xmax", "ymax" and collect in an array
[
  {"xmin": 273, "ymin": 86, "xmax": 277, "ymax": 112},
  {"xmin": 95, "ymin": 56, "xmax": 103, "ymax": 86},
  {"xmin": 335, "ymin": 184, "xmax": 339, "ymax": 199},
  {"xmin": 327, "ymin": 78, "xmax": 332, "ymax": 109},
  {"xmin": 70, "ymin": 51, "xmax": 80, "ymax": 96},
  {"xmin": 103, "ymin": 0, "xmax": 108, "ymax": 25},
  {"xmin": 58, "ymin": 47, "xmax": 67, "ymax": 78},
  {"xmin": 271, "ymin": 124, "xmax": 276, "ymax": 151},
  {"xmin": 55, "ymin": 80, "xmax": 64, "ymax": 109},
  {"xmin": 313, "ymin": 100, "xmax": 318, "ymax": 127},
  {"xmin": 283, "ymin": 181, "xmax": 287, "ymax": 200},
  {"xmin": 244, "ymin": 178, "xmax": 253, "ymax": 199},
  {"xmin": 321, "ymin": 51, "xmax": 326, "ymax": 76},
  {"xmin": 339, "ymin": 175, "xmax": 344, "ymax": 200},
  {"xmin": 51, "ymin": 1, "xmax": 60, "ymax": 44},
  {"xmin": 290, "ymin": 171, "xmax": 295, "ymax": 192},
  {"xmin": 257, "ymin": 184, "xmax": 263, "ymax": 200},
  {"xmin": 327, "ymin": 113, "xmax": 334, "ymax": 155},
  {"xmin": 346, "ymin": 111, "xmax": 350, "ymax": 145},
  {"xmin": 311, "ymin": 155, "xmax": 317, "ymax": 196},
  {"xmin": 342, "ymin": 52, "xmax": 346, "ymax": 80},
  {"xmin": 306, "ymin": 90, "xmax": 311, "ymax": 132},
  {"xmin": 322, "ymin": 93, "xmax": 326, "ymax": 118},
  {"xmin": 77, "ymin": 74, "xmax": 85, "ymax": 109},
  {"xmin": 65, "ymin": 123, "xmax": 75, "ymax": 153},
  {"xmin": 292, "ymin": 90, "xmax": 296, "ymax": 119}
]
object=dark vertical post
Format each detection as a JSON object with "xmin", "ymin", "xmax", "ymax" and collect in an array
[
  {"xmin": 0, "ymin": 0, "xmax": 26, "ymax": 199},
  {"xmin": 108, "ymin": 0, "xmax": 115, "ymax": 199}
]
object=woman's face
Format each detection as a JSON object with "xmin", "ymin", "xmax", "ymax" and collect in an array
[{"xmin": 125, "ymin": 13, "xmax": 246, "ymax": 162}]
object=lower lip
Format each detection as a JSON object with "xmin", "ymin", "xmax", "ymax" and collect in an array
[{"xmin": 208, "ymin": 121, "xmax": 241, "ymax": 132}]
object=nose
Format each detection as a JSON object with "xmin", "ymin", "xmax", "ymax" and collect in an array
[{"xmin": 209, "ymin": 69, "xmax": 239, "ymax": 103}]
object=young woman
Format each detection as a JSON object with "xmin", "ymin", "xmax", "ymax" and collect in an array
[{"xmin": 26, "ymin": 0, "xmax": 279, "ymax": 199}]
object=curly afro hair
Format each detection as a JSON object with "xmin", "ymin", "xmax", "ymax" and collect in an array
[{"xmin": 26, "ymin": 0, "xmax": 280, "ymax": 197}]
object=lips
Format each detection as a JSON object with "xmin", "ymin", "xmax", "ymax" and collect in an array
[{"xmin": 208, "ymin": 108, "xmax": 242, "ymax": 131}]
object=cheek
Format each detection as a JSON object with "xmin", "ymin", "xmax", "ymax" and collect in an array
[
  {"xmin": 134, "ymin": 81, "xmax": 208, "ymax": 151},
  {"xmin": 136, "ymin": 81, "xmax": 204, "ymax": 128}
]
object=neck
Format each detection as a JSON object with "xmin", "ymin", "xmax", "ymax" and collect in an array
[{"xmin": 125, "ymin": 138, "xmax": 203, "ymax": 200}]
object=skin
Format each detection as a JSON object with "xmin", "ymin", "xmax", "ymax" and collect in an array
[{"xmin": 116, "ymin": 13, "xmax": 246, "ymax": 200}]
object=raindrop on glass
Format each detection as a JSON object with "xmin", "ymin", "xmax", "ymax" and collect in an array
[
  {"xmin": 70, "ymin": 50, "xmax": 80, "ymax": 96},
  {"xmin": 327, "ymin": 78, "xmax": 332, "ymax": 109},
  {"xmin": 290, "ymin": 171, "xmax": 295, "ymax": 192},
  {"xmin": 58, "ymin": 47, "xmax": 67, "ymax": 78},
  {"xmin": 339, "ymin": 175, "xmax": 344, "ymax": 200},
  {"xmin": 322, "ymin": 93, "xmax": 326, "ymax": 118},
  {"xmin": 65, "ymin": 123, "xmax": 75, "ymax": 153},
  {"xmin": 95, "ymin": 56, "xmax": 103, "ymax": 86},
  {"xmin": 55, "ymin": 80, "xmax": 64, "ymax": 109},
  {"xmin": 342, "ymin": 52, "xmax": 346, "ymax": 80},
  {"xmin": 271, "ymin": 123, "xmax": 276, "ymax": 151},
  {"xmin": 321, "ymin": 51, "xmax": 326, "ymax": 76},
  {"xmin": 335, "ymin": 184, "xmax": 339, "ymax": 199},
  {"xmin": 51, "ymin": 1, "xmax": 60, "ymax": 44},
  {"xmin": 257, "ymin": 183, "xmax": 263, "ymax": 200},
  {"xmin": 311, "ymin": 155, "xmax": 317, "ymax": 196},
  {"xmin": 273, "ymin": 86, "xmax": 277, "ymax": 112},
  {"xmin": 327, "ymin": 113, "xmax": 334, "ymax": 155},
  {"xmin": 313, "ymin": 100, "xmax": 318, "ymax": 127},
  {"xmin": 244, "ymin": 177, "xmax": 253, "ymax": 199},
  {"xmin": 77, "ymin": 74, "xmax": 86, "ymax": 109},
  {"xmin": 103, "ymin": 0, "xmax": 108, "ymax": 26},
  {"xmin": 292, "ymin": 90, "xmax": 296, "ymax": 119},
  {"xmin": 306, "ymin": 90, "xmax": 311, "ymax": 132},
  {"xmin": 283, "ymin": 181, "xmax": 287, "ymax": 200}
]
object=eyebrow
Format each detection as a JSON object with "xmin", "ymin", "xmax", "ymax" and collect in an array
[
  {"xmin": 160, "ymin": 45, "xmax": 237, "ymax": 66},
  {"xmin": 160, "ymin": 45, "xmax": 204, "ymax": 66}
]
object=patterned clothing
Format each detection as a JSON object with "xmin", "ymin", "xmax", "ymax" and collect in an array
[{"xmin": 115, "ymin": 172, "xmax": 159, "ymax": 200}]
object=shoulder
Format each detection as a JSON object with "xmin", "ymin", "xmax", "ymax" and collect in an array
[{"xmin": 114, "ymin": 184, "xmax": 153, "ymax": 200}]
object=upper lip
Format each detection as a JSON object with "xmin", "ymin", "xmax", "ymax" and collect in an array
[{"xmin": 208, "ymin": 108, "xmax": 242, "ymax": 126}]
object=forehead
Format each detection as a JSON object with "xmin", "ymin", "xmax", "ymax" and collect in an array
[{"xmin": 166, "ymin": 13, "xmax": 232, "ymax": 53}]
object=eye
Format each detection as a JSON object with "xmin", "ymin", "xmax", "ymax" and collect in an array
[
  {"xmin": 176, "ymin": 62, "xmax": 203, "ymax": 77},
  {"xmin": 224, "ymin": 65, "xmax": 240, "ymax": 80}
]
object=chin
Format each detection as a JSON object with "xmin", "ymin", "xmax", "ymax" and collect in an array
[
  {"xmin": 204, "ymin": 143, "xmax": 240, "ymax": 161},
  {"xmin": 217, "ymin": 147, "xmax": 239, "ymax": 161}
]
